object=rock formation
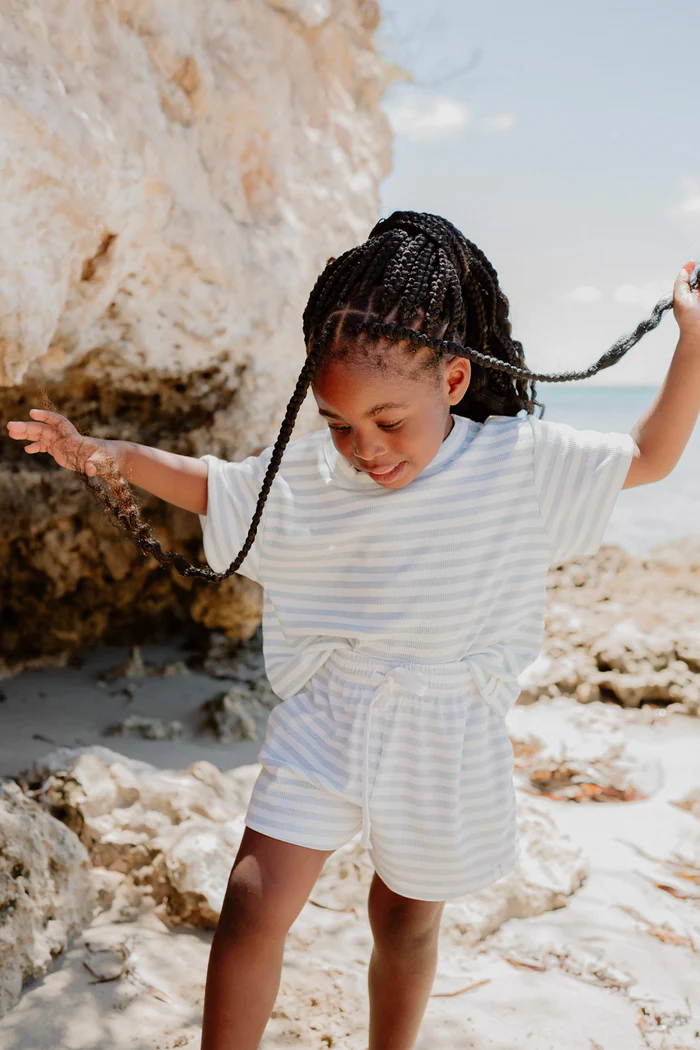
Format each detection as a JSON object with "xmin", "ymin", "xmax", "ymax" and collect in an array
[
  {"xmin": 0, "ymin": 780, "xmax": 95, "ymax": 1017},
  {"xmin": 19, "ymin": 745, "xmax": 588, "ymax": 934},
  {"xmin": 0, "ymin": 0, "xmax": 398, "ymax": 668},
  {"xmin": 519, "ymin": 538, "xmax": 700, "ymax": 716}
]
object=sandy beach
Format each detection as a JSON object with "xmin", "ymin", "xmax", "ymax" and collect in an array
[
  {"xmin": 1, "ymin": 0, "xmax": 698, "ymax": 1046},
  {"xmin": 2, "ymin": 619, "xmax": 699, "ymax": 1050}
]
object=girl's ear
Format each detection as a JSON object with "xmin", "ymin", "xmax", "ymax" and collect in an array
[{"xmin": 445, "ymin": 356, "xmax": 471, "ymax": 404}]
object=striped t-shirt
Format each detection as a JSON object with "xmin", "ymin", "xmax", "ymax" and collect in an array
[{"xmin": 199, "ymin": 412, "xmax": 635, "ymax": 710}]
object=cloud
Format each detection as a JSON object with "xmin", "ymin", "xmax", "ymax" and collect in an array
[
  {"xmin": 668, "ymin": 176, "xmax": 700, "ymax": 221},
  {"xmin": 382, "ymin": 88, "xmax": 471, "ymax": 141},
  {"xmin": 613, "ymin": 279, "xmax": 670, "ymax": 309},
  {"xmin": 479, "ymin": 113, "xmax": 516, "ymax": 133},
  {"xmin": 681, "ymin": 195, "xmax": 700, "ymax": 215},
  {"xmin": 566, "ymin": 285, "xmax": 603, "ymax": 303}
]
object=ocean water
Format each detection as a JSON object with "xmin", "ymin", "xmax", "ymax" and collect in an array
[{"xmin": 536, "ymin": 385, "xmax": 700, "ymax": 554}]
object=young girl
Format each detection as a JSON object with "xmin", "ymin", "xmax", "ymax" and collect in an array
[{"xmin": 7, "ymin": 211, "xmax": 700, "ymax": 1050}]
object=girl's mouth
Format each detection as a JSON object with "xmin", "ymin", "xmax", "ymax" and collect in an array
[{"xmin": 367, "ymin": 461, "xmax": 406, "ymax": 484}]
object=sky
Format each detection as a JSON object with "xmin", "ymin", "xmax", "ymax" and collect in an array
[{"xmin": 376, "ymin": 0, "xmax": 700, "ymax": 385}]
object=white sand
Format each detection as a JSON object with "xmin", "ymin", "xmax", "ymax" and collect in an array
[{"xmin": 1, "ymin": 641, "xmax": 699, "ymax": 1049}]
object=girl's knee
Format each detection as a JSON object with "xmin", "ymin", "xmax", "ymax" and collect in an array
[
  {"xmin": 367, "ymin": 878, "xmax": 444, "ymax": 956},
  {"xmin": 215, "ymin": 866, "xmax": 290, "ymax": 943},
  {"xmin": 213, "ymin": 829, "xmax": 330, "ymax": 944}
]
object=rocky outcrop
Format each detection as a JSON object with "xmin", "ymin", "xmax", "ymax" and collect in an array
[
  {"xmin": 519, "ymin": 538, "xmax": 700, "ymax": 716},
  {"xmin": 21, "ymin": 747, "xmax": 256, "ymax": 927},
  {"xmin": 20, "ymin": 745, "xmax": 588, "ymax": 933},
  {"xmin": 0, "ymin": 780, "xmax": 95, "ymax": 1018},
  {"xmin": 0, "ymin": 0, "xmax": 398, "ymax": 667}
]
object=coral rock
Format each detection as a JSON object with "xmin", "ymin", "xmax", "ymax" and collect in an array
[
  {"xmin": 0, "ymin": 0, "xmax": 398, "ymax": 666},
  {"xmin": 0, "ymin": 780, "xmax": 94, "ymax": 1018},
  {"xmin": 517, "ymin": 542, "xmax": 700, "ymax": 717},
  {"xmin": 20, "ymin": 747, "xmax": 260, "ymax": 927}
]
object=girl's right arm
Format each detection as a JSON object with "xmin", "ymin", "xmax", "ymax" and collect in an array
[{"xmin": 6, "ymin": 409, "xmax": 209, "ymax": 516}]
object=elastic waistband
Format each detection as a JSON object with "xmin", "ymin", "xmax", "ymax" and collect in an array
[{"xmin": 325, "ymin": 648, "xmax": 475, "ymax": 693}]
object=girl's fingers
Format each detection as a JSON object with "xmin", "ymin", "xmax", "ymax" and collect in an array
[
  {"xmin": 674, "ymin": 266, "xmax": 694, "ymax": 300},
  {"xmin": 28, "ymin": 408, "xmax": 68, "ymax": 426},
  {"xmin": 679, "ymin": 260, "xmax": 699, "ymax": 294},
  {"xmin": 7, "ymin": 420, "xmax": 55, "ymax": 442}
]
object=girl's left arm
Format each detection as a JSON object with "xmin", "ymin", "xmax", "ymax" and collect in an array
[{"xmin": 624, "ymin": 261, "xmax": 700, "ymax": 489}]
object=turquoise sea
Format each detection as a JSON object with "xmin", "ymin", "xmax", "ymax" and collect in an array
[{"xmin": 537, "ymin": 386, "xmax": 700, "ymax": 554}]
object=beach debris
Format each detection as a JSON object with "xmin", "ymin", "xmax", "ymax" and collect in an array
[
  {"xmin": 106, "ymin": 715, "xmax": 184, "ymax": 740},
  {"xmin": 200, "ymin": 688, "xmax": 258, "ymax": 742},
  {"xmin": 636, "ymin": 1002, "xmax": 692, "ymax": 1049},
  {"xmin": 666, "ymin": 833, "xmax": 700, "ymax": 886},
  {"xmin": 648, "ymin": 879, "xmax": 700, "ymax": 902},
  {"xmin": 31, "ymin": 732, "xmax": 61, "ymax": 747},
  {"xmin": 101, "ymin": 646, "xmax": 148, "ymax": 680},
  {"xmin": 500, "ymin": 955, "xmax": 547, "ymax": 972},
  {"xmin": 100, "ymin": 647, "xmax": 191, "ymax": 682},
  {"xmin": 430, "ymin": 978, "xmax": 491, "ymax": 998},
  {"xmin": 670, "ymin": 786, "xmax": 700, "ymax": 821},
  {"xmin": 510, "ymin": 699, "xmax": 658, "ymax": 802},
  {"xmin": 199, "ymin": 630, "xmax": 266, "ymax": 681},
  {"xmin": 125, "ymin": 968, "xmax": 172, "ymax": 1003},
  {"xmin": 308, "ymin": 898, "xmax": 357, "ymax": 914},
  {"xmin": 83, "ymin": 939, "xmax": 171, "ymax": 1002},
  {"xmin": 83, "ymin": 941, "xmax": 132, "ymax": 981},
  {"xmin": 158, "ymin": 660, "xmax": 190, "ymax": 677},
  {"xmin": 199, "ymin": 636, "xmax": 279, "ymax": 711},
  {"xmin": 619, "ymin": 905, "xmax": 698, "ymax": 951},
  {"xmin": 113, "ymin": 683, "xmax": 139, "ymax": 703},
  {"xmin": 524, "ymin": 760, "xmax": 646, "ymax": 803},
  {"xmin": 618, "ymin": 833, "xmax": 700, "ymax": 897},
  {"xmin": 499, "ymin": 940, "xmax": 635, "ymax": 990},
  {"xmin": 511, "ymin": 733, "xmax": 544, "ymax": 768}
]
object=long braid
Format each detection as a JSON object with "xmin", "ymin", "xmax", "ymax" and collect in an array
[
  {"xmin": 77, "ymin": 209, "xmax": 697, "ymax": 581},
  {"xmin": 77, "ymin": 319, "xmax": 333, "ymax": 580}
]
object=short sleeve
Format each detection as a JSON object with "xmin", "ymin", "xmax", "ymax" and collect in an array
[
  {"xmin": 528, "ymin": 416, "xmax": 636, "ymax": 562},
  {"xmin": 198, "ymin": 449, "xmax": 272, "ymax": 582}
]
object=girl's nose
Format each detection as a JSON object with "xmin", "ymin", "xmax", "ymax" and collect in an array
[{"xmin": 353, "ymin": 431, "xmax": 387, "ymax": 460}]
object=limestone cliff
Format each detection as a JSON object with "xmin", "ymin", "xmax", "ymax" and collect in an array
[{"xmin": 0, "ymin": 0, "xmax": 397, "ymax": 666}]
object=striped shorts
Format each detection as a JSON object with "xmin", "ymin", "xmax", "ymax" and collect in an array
[{"xmin": 245, "ymin": 648, "xmax": 521, "ymax": 901}]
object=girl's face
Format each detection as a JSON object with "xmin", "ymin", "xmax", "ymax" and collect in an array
[{"xmin": 312, "ymin": 350, "xmax": 471, "ymax": 489}]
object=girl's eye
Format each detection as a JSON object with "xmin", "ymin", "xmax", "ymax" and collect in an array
[{"xmin": 329, "ymin": 421, "xmax": 402, "ymax": 433}]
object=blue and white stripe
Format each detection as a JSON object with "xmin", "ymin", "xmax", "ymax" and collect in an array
[{"xmin": 199, "ymin": 411, "xmax": 634, "ymax": 899}]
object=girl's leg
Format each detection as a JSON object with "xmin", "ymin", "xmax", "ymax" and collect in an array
[
  {"xmin": 366, "ymin": 873, "xmax": 445, "ymax": 1050},
  {"xmin": 201, "ymin": 826, "xmax": 333, "ymax": 1050}
]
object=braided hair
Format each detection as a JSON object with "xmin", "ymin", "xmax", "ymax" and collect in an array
[{"xmin": 78, "ymin": 209, "xmax": 696, "ymax": 581}]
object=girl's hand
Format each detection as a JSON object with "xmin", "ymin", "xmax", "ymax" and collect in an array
[
  {"xmin": 6, "ymin": 409, "xmax": 119, "ymax": 477},
  {"xmin": 673, "ymin": 260, "xmax": 700, "ymax": 337}
]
